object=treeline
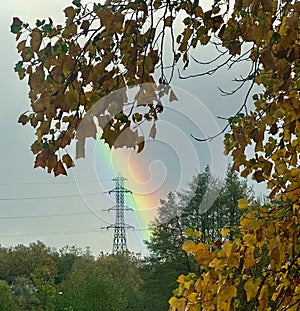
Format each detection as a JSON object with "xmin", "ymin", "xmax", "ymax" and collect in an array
[{"xmin": 0, "ymin": 167, "xmax": 251, "ymax": 311}]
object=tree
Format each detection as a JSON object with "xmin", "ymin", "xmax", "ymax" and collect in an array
[
  {"xmin": 57, "ymin": 257, "xmax": 120, "ymax": 311},
  {"xmin": 178, "ymin": 166, "xmax": 221, "ymax": 241},
  {"xmin": 0, "ymin": 280, "xmax": 16, "ymax": 311},
  {"xmin": 0, "ymin": 242, "xmax": 58, "ymax": 311},
  {"xmin": 10, "ymin": 276, "xmax": 38, "ymax": 310},
  {"xmin": 215, "ymin": 167, "xmax": 251, "ymax": 239},
  {"xmin": 57, "ymin": 253, "xmax": 143, "ymax": 311},
  {"xmin": 0, "ymin": 242, "xmax": 56, "ymax": 285},
  {"xmin": 143, "ymin": 167, "xmax": 250, "ymax": 310},
  {"xmin": 11, "ymin": 0, "xmax": 300, "ymax": 310},
  {"xmin": 31, "ymin": 266, "xmax": 57, "ymax": 311},
  {"xmin": 52, "ymin": 245, "xmax": 82, "ymax": 285}
]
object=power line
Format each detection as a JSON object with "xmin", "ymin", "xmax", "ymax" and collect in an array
[
  {"xmin": 0, "ymin": 179, "xmax": 113, "ymax": 186},
  {"xmin": 0, "ymin": 211, "xmax": 95, "ymax": 220},
  {"xmin": 0, "ymin": 227, "xmax": 149, "ymax": 238},
  {"xmin": 0, "ymin": 192, "xmax": 104, "ymax": 201},
  {"xmin": 0, "ymin": 228, "xmax": 102, "ymax": 238}
]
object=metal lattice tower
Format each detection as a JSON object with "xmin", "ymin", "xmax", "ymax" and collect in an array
[{"xmin": 106, "ymin": 173, "xmax": 134, "ymax": 254}]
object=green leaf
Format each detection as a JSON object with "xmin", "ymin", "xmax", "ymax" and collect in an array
[
  {"xmin": 72, "ymin": 0, "xmax": 81, "ymax": 7},
  {"xmin": 270, "ymin": 32, "xmax": 281, "ymax": 45},
  {"xmin": 126, "ymin": 2, "xmax": 138, "ymax": 10},
  {"xmin": 11, "ymin": 17, "xmax": 23, "ymax": 34},
  {"xmin": 42, "ymin": 24, "xmax": 52, "ymax": 33},
  {"xmin": 184, "ymin": 227, "xmax": 195, "ymax": 238},
  {"xmin": 14, "ymin": 61, "xmax": 23, "ymax": 72},
  {"xmin": 36, "ymin": 19, "xmax": 45, "ymax": 27},
  {"xmin": 275, "ymin": 208, "xmax": 287, "ymax": 218},
  {"xmin": 224, "ymin": 133, "xmax": 231, "ymax": 139},
  {"xmin": 61, "ymin": 44, "xmax": 68, "ymax": 53},
  {"xmin": 119, "ymin": 115, "xmax": 128, "ymax": 123}
]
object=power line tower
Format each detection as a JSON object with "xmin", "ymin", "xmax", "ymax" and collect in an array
[{"xmin": 106, "ymin": 173, "xmax": 134, "ymax": 254}]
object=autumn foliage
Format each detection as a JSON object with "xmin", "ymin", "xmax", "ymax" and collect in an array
[{"xmin": 11, "ymin": 0, "xmax": 300, "ymax": 310}]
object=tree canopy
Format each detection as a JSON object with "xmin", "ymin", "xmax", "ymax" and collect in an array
[
  {"xmin": 0, "ymin": 243, "xmax": 144, "ymax": 311},
  {"xmin": 143, "ymin": 167, "xmax": 250, "ymax": 310},
  {"xmin": 11, "ymin": 0, "xmax": 300, "ymax": 310}
]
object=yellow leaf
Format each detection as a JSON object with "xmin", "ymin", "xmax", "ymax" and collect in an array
[
  {"xmin": 260, "ymin": 48, "xmax": 274, "ymax": 71},
  {"xmin": 175, "ymin": 298, "xmax": 186, "ymax": 311},
  {"xmin": 259, "ymin": 284, "xmax": 268, "ymax": 310},
  {"xmin": 270, "ymin": 246, "xmax": 281, "ymax": 268},
  {"xmin": 238, "ymin": 198, "xmax": 249, "ymax": 209},
  {"xmin": 276, "ymin": 162, "xmax": 287, "ymax": 175},
  {"xmin": 221, "ymin": 228, "xmax": 230, "ymax": 237},
  {"xmin": 182, "ymin": 240, "xmax": 196, "ymax": 254},
  {"xmin": 217, "ymin": 285, "xmax": 237, "ymax": 311},
  {"xmin": 221, "ymin": 241, "xmax": 233, "ymax": 257},
  {"xmin": 244, "ymin": 246, "xmax": 256, "ymax": 269},
  {"xmin": 194, "ymin": 243, "xmax": 213, "ymax": 265},
  {"xmin": 244, "ymin": 278, "xmax": 260, "ymax": 301},
  {"xmin": 65, "ymin": 89, "xmax": 79, "ymax": 111},
  {"xmin": 209, "ymin": 258, "xmax": 225, "ymax": 270},
  {"xmin": 243, "ymin": 234, "xmax": 256, "ymax": 247},
  {"xmin": 168, "ymin": 296, "xmax": 177, "ymax": 307},
  {"xmin": 187, "ymin": 292, "xmax": 198, "ymax": 303},
  {"xmin": 177, "ymin": 274, "xmax": 185, "ymax": 284},
  {"xmin": 228, "ymin": 253, "xmax": 240, "ymax": 268},
  {"xmin": 184, "ymin": 279, "xmax": 193, "ymax": 289}
]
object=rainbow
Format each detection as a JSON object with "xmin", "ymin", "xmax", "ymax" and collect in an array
[{"xmin": 93, "ymin": 139, "xmax": 161, "ymax": 242}]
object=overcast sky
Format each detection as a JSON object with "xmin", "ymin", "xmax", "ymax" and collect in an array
[{"xmin": 0, "ymin": 1, "xmax": 266, "ymax": 257}]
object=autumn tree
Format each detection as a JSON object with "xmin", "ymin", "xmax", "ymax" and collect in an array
[
  {"xmin": 142, "ymin": 166, "xmax": 250, "ymax": 310},
  {"xmin": 11, "ymin": 0, "xmax": 300, "ymax": 310}
]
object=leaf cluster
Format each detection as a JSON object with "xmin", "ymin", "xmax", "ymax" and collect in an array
[{"xmin": 12, "ymin": 0, "xmax": 178, "ymax": 175}]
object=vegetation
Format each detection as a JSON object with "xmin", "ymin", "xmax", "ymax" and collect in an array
[
  {"xmin": 0, "ymin": 169, "xmax": 249, "ymax": 311},
  {"xmin": 0, "ymin": 242, "xmax": 143, "ymax": 311},
  {"xmin": 143, "ymin": 167, "xmax": 250, "ymax": 310},
  {"xmin": 10, "ymin": 0, "xmax": 300, "ymax": 310}
]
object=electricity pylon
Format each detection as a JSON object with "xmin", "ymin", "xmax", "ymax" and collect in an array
[{"xmin": 106, "ymin": 173, "xmax": 134, "ymax": 254}]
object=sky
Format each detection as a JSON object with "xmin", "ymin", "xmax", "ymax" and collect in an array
[{"xmin": 0, "ymin": 1, "xmax": 266, "ymax": 257}]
